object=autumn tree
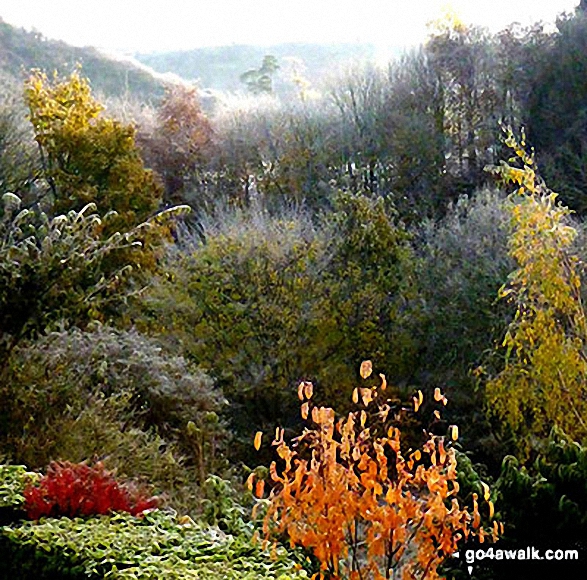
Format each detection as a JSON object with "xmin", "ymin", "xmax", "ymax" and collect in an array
[
  {"xmin": 24, "ymin": 69, "xmax": 162, "ymax": 233},
  {"xmin": 138, "ymin": 84, "xmax": 214, "ymax": 205},
  {"xmin": 484, "ymin": 128, "xmax": 587, "ymax": 453},
  {"xmin": 250, "ymin": 365, "xmax": 497, "ymax": 580}
]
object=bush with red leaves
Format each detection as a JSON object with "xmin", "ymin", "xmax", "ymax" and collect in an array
[{"xmin": 23, "ymin": 461, "xmax": 158, "ymax": 520}]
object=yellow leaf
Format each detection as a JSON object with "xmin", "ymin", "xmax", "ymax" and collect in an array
[
  {"xmin": 303, "ymin": 381, "xmax": 314, "ymax": 400},
  {"xmin": 297, "ymin": 382, "xmax": 305, "ymax": 401},
  {"xmin": 254, "ymin": 431, "xmax": 263, "ymax": 450},
  {"xmin": 488, "ymin": 500, "xmax": 495, "ymax": 519},
  {"xmin": 352, "ymin": 388, "xmax": 359, "ymax": 404},
  {"xmin": 481, "ymin": 481, "xmax": 490, "ymax": 501},
  {"xmin": 301, "ymin": 402, "xmax": 309, "ymax": 420},
  {"xmin": 450, "ymin": 425, "xmax": 459, "ymax": 441},
  {"xmin": 434, "ymin": 387, "xmax": 443, "ymax": 401},
  {"xmin": 360, "ymin": 360, "xmax": 373, "ymax": 379}
]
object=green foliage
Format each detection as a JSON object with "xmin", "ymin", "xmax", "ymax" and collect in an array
[
  {"xmin": 138, "ymin": 194, "xmax": 416, "ymax": 459},
  {"xmin": 416, "ymin": 189, "xmax": 513, "ymax": 379},
  {"xmin": 240, "ymin": 55, "xmax": 280, "ymax": 95},
  {"xmin": 0, "ymin": 97, "xmax": 39, "ymax": 203},
  {"xmin": 0, "ymin": 325, "xmax": 226, "ymax": 505},
  {"xmin": 0, "ymin": 198, "xmax": 144, "ymax": 363},
  {"xmin": 25, "ymin": 70, "xmax": 162, "ymax": 233},
  {"xmin": 0, "ymin": 510, "xmax": 305, "ymax": 579},
  {"xmin": 525, "ymin": 11, "xmax": 587, "ymax": 211},
  {"xmin": 0, "ymin": 465, "xmax": 38, "ymax": 509},
  {"xmin": 495, "ymin": 428, "xmax": 587, "ymax": 548}
]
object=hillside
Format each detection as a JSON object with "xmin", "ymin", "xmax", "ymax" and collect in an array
[
  {"xmin": 0, "ymin": 17, "xmax": 166, "ymax": 102},
  {"xmin": 135, "ymin": 42, "xmax": 401, "ymax": 92}
]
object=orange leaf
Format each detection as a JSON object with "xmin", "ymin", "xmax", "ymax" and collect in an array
[
  {"xmin": 379, "ymin": 373, "xmax": 387, "ymax": 390},
  {"xmin": 301, "ymin": 402, "xmax": 309, "ymax": 420},
  {"xmin": 254, "ymin": 431, "xmax": 263, "ymax": 450},
  {"xmin": 450, "ymin": 425, "xmax": 459, "ymax": 441},
  {"xmin": 303, "ymin": 381, "xmax": 314, "ymax": 400},
  {"xmin": 255, "ymin": 479, "xmax": 265, "ymax": 498}
]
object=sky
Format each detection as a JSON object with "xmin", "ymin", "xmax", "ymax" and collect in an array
[{"xmin": 0, "ymin": 0, "xmax": 581, "ymax": 54}]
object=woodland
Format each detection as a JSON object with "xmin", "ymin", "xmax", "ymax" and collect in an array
[{"xmin": 1, "ymin": 4, "xmax": 587, "ymax": 580}]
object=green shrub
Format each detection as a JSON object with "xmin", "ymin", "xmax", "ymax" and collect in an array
[
  {"xmin": 0, "ymin": 510, "xmax": 306, "ymax": 579},
  {"xmin": 413, "ymin": 190, "xmax": 514, "ymax": 465},
  {"xmin": 138, "ymin": 193, "xmax": 416, "ymax": 460},
  {"xmin": 495, "ymin": 428, "xmax": 587, "ymax": 550}
]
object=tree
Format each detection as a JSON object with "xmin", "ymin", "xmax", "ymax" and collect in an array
[
  {"xmin": 484, "ymin": 129, "xmax": 587, "ymax": 454},
  {"xmin": 138, "ymin": 85, "xmax": 214, "ymax": 205},
  {"xmin": 240, "ymin": 55, "xmax": 280, "ymax": 95},
  {"xmin": 24, "ymin": 69, "xmax": 162, "ymax": 233}
]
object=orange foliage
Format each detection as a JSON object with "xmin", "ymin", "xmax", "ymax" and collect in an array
[{"xmin": 252, "ymin": 363, "xmax": 495, "ymax": 579}]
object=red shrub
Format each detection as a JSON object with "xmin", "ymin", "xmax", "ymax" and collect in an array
[{"xmin": 23, "ymin": 461, "xmax": 158, "ymax": 520}]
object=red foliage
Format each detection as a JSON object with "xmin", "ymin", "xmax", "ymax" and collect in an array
[{"xmin": 23, "ymin": 461, "xmax": 158, "ymax": 520}]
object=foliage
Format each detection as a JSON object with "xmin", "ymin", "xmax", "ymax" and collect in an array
[
  {"xmin": 251, "ymin": 367, "xmax": 496, "ymax": 580},
  {"xmin": 0, "ymin": 509, "xmax": 305, "ymax": 580},
  {"xmin": 495, "ymin": 428, "xmax": 587, "ymax": 550},
  {"xmin": 137, "ymin": 85, "xmax": 215, "ymax": 204},
  {"xmin": 524, "ymin": 10, "xmax": 587, "ymax": 211},
  {"xmin": 241, "ymin": 55, "xmax": 280, "ymax": 95},
  {"xmin": 415, "ymin": 189, "xmax": 513, "ymax": 382},
  {"xmin": 413, "ymin": 190, "xmax": 514, "ymax": 465},
  {"xmin": 0, "ymin": 197, "xmax": 145, "ymax": 365},
  {"xmin": 200, "ymin": 474, "xmax": 255, "ymax": 537},
  {"xmin": 0, "ymin": 465, "xmax": 38, "ymax": 509},
  {"xmin": 0, "ymin": 96, "xmax": 39, "ymax": 204},
  {"xmin": 137, "ymin": 194, "xmax": 416, "ymax": 460},
  {"xmin": 23, "ymin": 461, "xmax": 158, "ymax": 520},
  {"xmin": 0, "ymin": 325, "xmax": 226, "ymax": 504},
  {"xmin": 24, "ymin": 69, "xmax": 162, "ymax": 233},
  {"xmin": 484, "ymin": 129, "xmax": 587, "ymax": 452}
]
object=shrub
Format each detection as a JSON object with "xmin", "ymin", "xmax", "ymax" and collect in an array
[
  {"xmin": 0, "ymin": 197, "xmax": 145, "ymax": 366},
  {"xmin": 0, "ymin": 510, "xmax": 305, "ymax": 579},
  {"xmin": 495, "ymin": 428, "xmax": 587, "ymax": 551},
  {"xmin": 0, "ymin": 325, "xmax": 226, "ymax": 496},
  {"xmin": 251, "ymin": 364, "xmax": 497, "ymax": 579},
  {"xmin": 0, "ymin": 465, "xmax": 38, "ymax": 510},
  {"xmin": 137, "ymin": 194, "xmax": 416, "ymax": 461},
  {"xmin": 23, "ymin": 461, "xmax": 158, "ymax": 520},
  {"xmin": 415, "ymin": 189, "xmax": 513, "ymax": 381},
  {"xmin": 413, "ymin": 189, "xmax": 514, "ymax": 465}
]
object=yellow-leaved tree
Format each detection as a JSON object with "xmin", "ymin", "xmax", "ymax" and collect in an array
[
  {"xmin": 484, "ymin": 128, "xmax": 587, "ymax": 453},
  {"xmin": 25, "ymin": 69, "xmax": 162, "ymax": 234}
]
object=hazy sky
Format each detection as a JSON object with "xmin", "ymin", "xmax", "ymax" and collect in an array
[{"xmin": 0, "ymin": 0, "xmax": 580, "ymax": 54}]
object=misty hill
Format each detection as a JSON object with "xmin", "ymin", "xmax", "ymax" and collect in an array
[
  {"xmin": 136, "ymin": 43, "xmax": 401, "ymax": 92},
  {"xmin": 0, "ymin": 17, "xmax": 166, "ymax": 102}
]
